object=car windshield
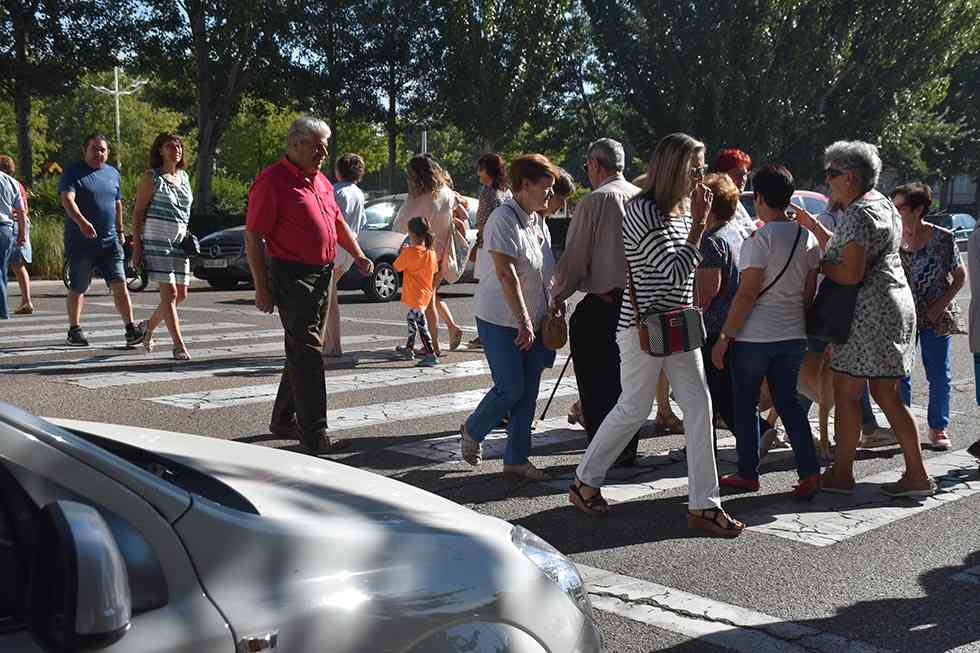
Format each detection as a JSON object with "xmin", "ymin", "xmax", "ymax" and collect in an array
[
  {"xmin": 364, "ymin": 201, "xmax": 401, "ymax": 230},
  {"xmin": 926, "ymin": 214, "xmax": 953, "ymax": 229},
  {"xmin": 952, "ymin": 214, "xmax": 976, "ymax": 232}
]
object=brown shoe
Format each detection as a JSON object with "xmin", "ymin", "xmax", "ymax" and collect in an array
[
  {"xmin": 14, "ymin": 304, "xmax": 34, "ymax": 315},
  {"xmin": 269, "ymin": 420, "xmax": 301, "ymax": 438},
  {"xmin": 301, "ymin": 430, "xmax": 350, "ymax": 454},
  {"xmin": 502, "ymin": 462, "xmax": 549, "ymax": 481},
  {"xmin": 687, "ymin": 508, "xmax": 744, "ymax": 538}
]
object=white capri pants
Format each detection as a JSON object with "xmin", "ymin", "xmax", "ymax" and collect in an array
[{"xmin": 575, "ymin": 326, "xmax": 722, "ymax": 511}]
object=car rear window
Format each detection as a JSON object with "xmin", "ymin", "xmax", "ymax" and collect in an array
[{"xmin": 364, "ymin": 201, "xmax": 401, "ymax": 230}]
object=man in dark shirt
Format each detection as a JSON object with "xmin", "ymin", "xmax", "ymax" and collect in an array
[
  {"xmin": 245, "ymin": 116, "xmax": 373, "ymax": 454},
  {"xmin": 59, "ymin": 133, "xmax": 144, "ymax": 347}
]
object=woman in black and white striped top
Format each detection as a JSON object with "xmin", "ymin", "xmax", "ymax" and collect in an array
[{"xmin": 569, "ymin": 132, "xmax": 743, "ymax": 538}]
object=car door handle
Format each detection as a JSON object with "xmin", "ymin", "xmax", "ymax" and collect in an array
[{"xmin": 238, "ymin": 631, "xmax": 279, "ymax": 652}]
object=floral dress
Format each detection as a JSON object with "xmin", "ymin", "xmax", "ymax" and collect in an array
[
  {"xmin": 899, "ymin": 225, "xmax": 963, "ymax": 336},
  {"xmin": 823, "ymin": 190, "xmax": 916, "ymax": 378}
]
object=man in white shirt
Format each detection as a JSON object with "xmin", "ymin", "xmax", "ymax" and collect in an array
[{"xmin": 324, "ymin": 153, "xmax": 368, "ymax": 357}]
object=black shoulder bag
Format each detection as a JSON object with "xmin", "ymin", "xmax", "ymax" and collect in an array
[{"xmin": 806, "ymin": 244, "xmax": 882, "ymax": 345}]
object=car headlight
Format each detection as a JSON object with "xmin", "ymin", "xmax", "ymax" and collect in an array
[{"xmin": 511, "ymin": 525, "xmax": 593, "ymax": 618}]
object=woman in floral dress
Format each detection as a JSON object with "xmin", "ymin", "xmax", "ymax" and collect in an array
[{"xmin": 793, "ymin": 140, "xmax": 934, "ymax": 498}]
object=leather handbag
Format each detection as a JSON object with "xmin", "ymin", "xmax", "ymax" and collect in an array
[
  {"xmin": 541, "ymin": 310, "xmax": 568, "ymax": 350},
  {"xmin": 626, "ymin": 260, "xmax": 706, "ymax": 357},
  {"xmin": 180, "ymin": 232, "xmax": 201, "ymax": 257},
  {"xmin": 806, "ymin": 278, "xmax": 860, "ymax": 344}
]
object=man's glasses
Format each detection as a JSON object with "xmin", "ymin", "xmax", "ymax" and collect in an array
[{"xmin": 824, "ymin": 167, "xmax": 845, "ymax": 179}]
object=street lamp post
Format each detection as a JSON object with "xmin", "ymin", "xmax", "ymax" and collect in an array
[{"xmin": 90, "ymin": 67, "xmax": 148, "ymax": 171}]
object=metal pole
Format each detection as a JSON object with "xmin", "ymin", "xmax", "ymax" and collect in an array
[
  {"xmin": 421, "ymin": 130, "xmax": 427, "ymax": 154},
  {"xmin": 113, "ymin": 66, "xmax": 121, "ymax": 170},
  {"xmin": 539, "ymin": 355, "xmax": 572, "ymax": 421}
]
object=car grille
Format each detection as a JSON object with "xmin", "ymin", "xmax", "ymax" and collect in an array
[{"xmin": 201, "ymin": 242, "xmax": 243, "ymax": 258}]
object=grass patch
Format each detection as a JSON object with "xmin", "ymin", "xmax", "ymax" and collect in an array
[{"xmin": 25, "ymin": 214, "xmax": 64, "ymax": 280}]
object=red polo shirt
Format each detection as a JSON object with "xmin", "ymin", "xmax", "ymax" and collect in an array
[{"xmin": 245, "ymin": 157, "xmax": 340, "ymax": 266}]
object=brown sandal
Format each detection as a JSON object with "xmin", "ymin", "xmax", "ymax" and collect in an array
[
  {"xmin": 687, "ymin": 508, "xmax": 744, "ymax": 538},
  {"xmin": 653, "ymin": 413, "xmax": 684, "ymax": 435},
  {"xmin": 569, "ymin": 481, "xmax": 609, "ymax": 517}
]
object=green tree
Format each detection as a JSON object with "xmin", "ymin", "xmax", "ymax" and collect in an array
[
  {"xmin": 584, "ymin": 0, "xmax": 980, "ymax": 182},
  {"xmin": 0, "ymin": 0, "xmax": 133, "ymax": 184},
  {"xmin": 218, "ymin": 97, "xmax": 299, "ymax": 183},
  {"xmin": 434, "ymin": 0, "xmax": 572, "ymax": 152},
  {"xmin": 360, "ymin": 0, "xmax": 442, "ymax": 191},
  {"xmin": 0, "ymin": 98, "xmax": 50, "ymax": 175},
  {"xmin": 134, "ymin": 0, "xmax": 302, "ymax": 210},
  {"xmin": 43, "ymin": 71, "xmax": 190, "ymax": 174}
]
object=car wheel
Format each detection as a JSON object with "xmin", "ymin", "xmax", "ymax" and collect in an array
[
  {"xmin": 207, "ymin": 279, "xmax": 240, "ymax": 290},
  {"xmin": 364, "ymin": 261, "xmax": 398, "ymax": 302}
]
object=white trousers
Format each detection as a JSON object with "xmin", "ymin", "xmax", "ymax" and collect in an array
[{"xmin": 575, "ymin": 327, "xmax": 722, "ymax": 510}]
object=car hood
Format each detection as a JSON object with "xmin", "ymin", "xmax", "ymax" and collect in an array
[{"xmin": 48, "ymin": 418, "xmax": 502, "ymax": 532}]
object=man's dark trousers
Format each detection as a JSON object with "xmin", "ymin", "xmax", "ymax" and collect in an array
[
  {"xmin": 269, "ymin": 258, "xmax": 334, "ymax": 446},
  {"xmin": 569, "ymin": 290, "xmax": 639, "ymax": 459}
]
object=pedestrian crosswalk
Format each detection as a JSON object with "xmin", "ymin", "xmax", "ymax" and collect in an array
[{"xmin": 3, "ymin": 306, "xmax": 978, "ymax": 555}]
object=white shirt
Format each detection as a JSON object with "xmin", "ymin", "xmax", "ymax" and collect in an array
[
  {"xmin": 713, "ymin": 220, "xmax": 745, "ymax": 268},
  {"xmin": 333, "ymin": 181, "xmax": 366, "ymax": 235},
  {"xmin": 736, "ymin": 221, "xmax": 822, "ymax": 342},
  {"xmin": 0, "ymin": 171, "xmax": 23, "ymax": 226},
  {"xmin": 730, "ymin": 201, "xmax": 757, "ymax": 240},
  {"xmin": 474, "ymin": 198, "xmax": 553, "ymax": 330}
]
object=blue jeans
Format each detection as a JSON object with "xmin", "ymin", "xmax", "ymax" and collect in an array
[
  {"xmin": 466, "ymin": 317, "xmax": 556, "ymax": 465},
  {"xmin": 802, "ymin": 337, "xmax": 877, "ymax": 426},
  {"xmin": 731, "ymin": 340, "xmax": 820, "ymax": 480},
  {"xmin": 900, "ymin": 328, "xmax": 951, "ymax": 430},
  {"xmin": 0, "ymin": 223, "xmax": 15, "ymax": 319}
]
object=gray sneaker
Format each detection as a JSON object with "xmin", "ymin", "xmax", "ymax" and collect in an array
[
  {"xmin": 394, "ymin": 345, "xmax": 415, "ymax": 360},
  {"xmin": 416, "ymin": 354, "xmax": 439, "ymax": 367}
]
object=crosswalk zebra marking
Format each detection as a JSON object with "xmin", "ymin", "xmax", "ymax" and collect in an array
[
  {"xmin": 0, "ymin": 334, "xmax": 399, "ymax": 372},
  {"xmin": 0, "ymin": 327, "xmax": 290, "ymax": 359},
  {"xmin": 0, "ymin": 321, "xmax": 250, "ymax": 345},
  {"xmin": 318, "ymin": 378, "xmax": 579, "ymax": 434},
  {"xmin": 0, "ymin": 312, "xmax": 117, "ymax": 326},
  {"xmin": 742, "ymin": 449, "xmax": 980, "ymax": 546},
  {"xmin": 145, "ymin": 356, "xmax": 567, "ymax": 410},
  {"xmin": 578, "ymin": 564, "xmax": 887, "ymax": 653}
]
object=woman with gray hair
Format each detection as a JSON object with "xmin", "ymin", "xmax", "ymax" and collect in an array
[{"xmin": 793, "ymin": 140, "xmax": 934, "ymax": 497}]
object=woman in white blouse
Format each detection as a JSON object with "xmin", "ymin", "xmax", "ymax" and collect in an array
[{"xmin": 459, "ymin": 154, "xmax": 560, "ymax": 481}]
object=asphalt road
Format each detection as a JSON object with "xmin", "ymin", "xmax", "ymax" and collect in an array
[{"xmin": 2, "ymin": 278, "xmax": 978, "ymax": 653}]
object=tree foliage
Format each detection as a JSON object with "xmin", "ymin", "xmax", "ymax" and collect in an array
[
  {"xmin": 584, "ymin": 0, "xmax": 980, "ymax": 182},
  {"xmin": 0, "ymin": 0, "xmax": 134, "ymax": 182},
  {"xmin": 134, "ymin": 0, "xmax": 302, "ymax": 210}
]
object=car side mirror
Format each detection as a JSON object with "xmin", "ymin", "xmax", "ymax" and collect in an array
[{"xmin": 30, "ymin": 501, "xmax": 132, "ymax": 651}]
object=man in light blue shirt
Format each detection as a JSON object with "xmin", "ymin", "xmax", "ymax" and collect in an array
[
  {"xmin": 0, "ymin": 169, "xmax": 25, "ymax": 319},
  {"xmin": 324, "ymin": 153, "xmax": 368, "ymax": 356}
]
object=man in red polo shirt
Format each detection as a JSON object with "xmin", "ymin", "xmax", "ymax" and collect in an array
[{"xmin": 245, "ymin": 116, "xmax": 373, "ymax": 454}]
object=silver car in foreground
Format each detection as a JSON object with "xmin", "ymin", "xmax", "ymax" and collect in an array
[{"xmin": 0, "ymin": 402, "xmax": 603, "ymax": 652}]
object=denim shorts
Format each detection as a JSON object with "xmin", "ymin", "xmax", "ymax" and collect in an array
[
  {"xmin": 9, "ymin": 223, "xmax": 31, "ymax": 265},
  {"xmin": 66, "ymin": 241, "xmax": 125, "ymax": 293}
]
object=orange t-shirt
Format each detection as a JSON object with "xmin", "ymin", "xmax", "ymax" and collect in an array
[{"xmin": 394, "ymin": 244, "xmax": 438, "ymax": 309}]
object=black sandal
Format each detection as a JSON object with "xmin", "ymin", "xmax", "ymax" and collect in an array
[
  {"xmin": 568, "ymin": 482, "xmax": 610, "ymax": 517},
  {"xmin": 687, "ymin": 508, "xmax": 743, "ymax": 538}
]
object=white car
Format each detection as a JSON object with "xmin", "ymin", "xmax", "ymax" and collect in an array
[{"xmin": 0, "ymin": 402, "xmax": 603, "ymax": 653}]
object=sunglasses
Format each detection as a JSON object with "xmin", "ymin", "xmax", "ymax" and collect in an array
[
  {"xmin": 690, "ymin": 164, "xmax": 708, "ymax": 180},
  {"xmin": 824, "ymin": 167, "xmax": 845, "ymax": 179}
]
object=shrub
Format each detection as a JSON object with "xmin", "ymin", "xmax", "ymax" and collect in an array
[
  {"xmin": 25, "ymin": 214, "xmax": 65, "ymax": 280},
  {"xmin": 209, "ymin": 175, "xmax": 249, "ymax": 215}
]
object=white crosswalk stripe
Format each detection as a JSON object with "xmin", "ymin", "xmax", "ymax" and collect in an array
[
  {"xmin": 0, "ymin": 327, "xmax": 289, "ymax": 359},
  {"xmin": 145, "ymin": 356, "xmax": 568, "ymax": 410},
  {"xmin": 0, "ymin": 321, "xmax": 250, "ymax": 345},
  {"xmin": 0, "ymin": 334, "xmax": 399, "ymax": 372}
]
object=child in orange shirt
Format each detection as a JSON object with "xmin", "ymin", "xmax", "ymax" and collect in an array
[{"xmin": 393, "ymin": 216, "xmax": 440, "ymax": 366}]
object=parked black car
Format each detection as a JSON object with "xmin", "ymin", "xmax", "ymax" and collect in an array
[{"xmin": 191, "ymin": 194, "xmax": 479, "ymax": 302}]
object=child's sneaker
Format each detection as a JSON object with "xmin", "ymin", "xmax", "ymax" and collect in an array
[
  {"xmin": 416, "ymin": 354, "xmax": 439, "ymax": 367},
  {"xmin": 395, "ymin": 345, "xmax": 415, "ymax": 360},
  {"xmin": 66, "ymin": 326, "xmax": 89, "ymax": 347}
]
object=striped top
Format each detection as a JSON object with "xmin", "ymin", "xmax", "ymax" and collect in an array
[
  {"xmin": 145, "ymin": 169, "xmax": 192, "ymax": 234},
  {"xmin": 618, "ymin": 198, "xmax": 702, "ymax": 332}
]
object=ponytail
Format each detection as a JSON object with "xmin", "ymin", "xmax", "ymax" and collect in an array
[{"xmin": 407, "ymin": 216, "xmax": 434, "ymax": 249}]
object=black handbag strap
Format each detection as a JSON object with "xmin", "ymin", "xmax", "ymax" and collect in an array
[{"xmin": 757, "ymin": 224, "xmax": 803, "ymax": 300}]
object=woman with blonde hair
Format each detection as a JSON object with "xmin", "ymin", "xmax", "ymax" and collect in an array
[
  {"xmin": 569, "ymin": 133, "xmax": 741, "ymax": 537},
  {"xmin": 132, "ymin": 133, "xmax": 194, "ymax": 360},
  {"xmin": 393, "ymin": 154, "xmax": 467, "ymax": 354}
]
